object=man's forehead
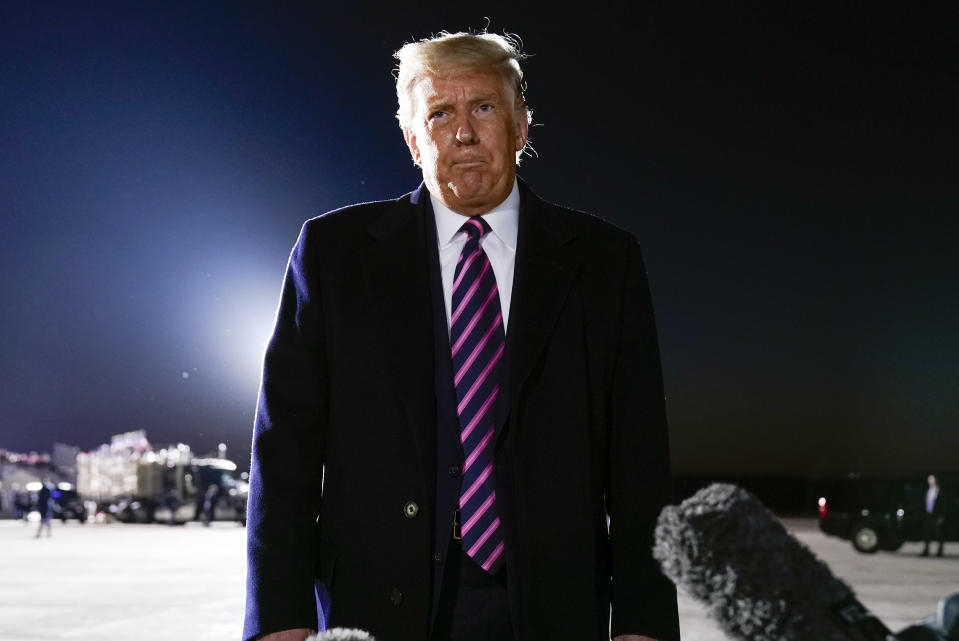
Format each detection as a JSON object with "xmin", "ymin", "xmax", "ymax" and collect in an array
[{"xmin": 414, "ymin": 70, "xmax": 506, "ymax": 102}]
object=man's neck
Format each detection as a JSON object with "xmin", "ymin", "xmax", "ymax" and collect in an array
[
  {"xmin": 426, "ymin": 174, "xmax": 518, "ymax": 217},
  {"xmin": 429, "ymin": 178, "xmax": 519, "ymax": 220}
]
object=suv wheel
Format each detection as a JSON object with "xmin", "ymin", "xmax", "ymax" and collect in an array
[{"xmin": 852, "ymin": 523, "xmax": 880, "ymax": 553}]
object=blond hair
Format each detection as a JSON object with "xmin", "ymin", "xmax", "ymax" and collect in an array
[{"xmin": 393, "ymin": 31, "xmax": 533, "ymax": 160}]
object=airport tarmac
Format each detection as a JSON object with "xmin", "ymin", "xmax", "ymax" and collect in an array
[{"xmin": 0, "ymin": 518, "xmax": 955, "ymax": 640}]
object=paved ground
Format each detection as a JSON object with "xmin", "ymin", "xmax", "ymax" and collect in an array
[{"xmin": 0, "ymin": 518, "xmax": 955, "ymax": 640}]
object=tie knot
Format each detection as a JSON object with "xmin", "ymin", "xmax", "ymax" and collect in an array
[{"xmin": 460, "ymin": 217, "xmax": 491, "ymax": 241}]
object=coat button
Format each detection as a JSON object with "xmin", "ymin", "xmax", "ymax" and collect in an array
[
  {"xmin": 403, "ymin": 500, "xmax": 419, "ymax": 518},
  {"xmin": 448, "ymin": 465, "xmax": 461, "ymax": 477},
  {"xmin": 390, "ymin": 588, "xmax": 403, "ymax": 606},
  {"xmin": 432, "ymin": 552, "xmax": 442, "ymax": 563}
]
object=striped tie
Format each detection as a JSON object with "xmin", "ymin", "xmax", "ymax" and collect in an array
[{"xmin": 450, "ymin": 217, "xmax": 505, "ymax": 574}]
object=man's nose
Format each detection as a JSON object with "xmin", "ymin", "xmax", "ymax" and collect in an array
[{"xmin": 454, "ymin": 116, "xmax": 477, "ymax": 144}]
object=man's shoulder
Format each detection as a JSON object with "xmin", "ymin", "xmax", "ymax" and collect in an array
[
  {"xmin": 527, "ymin": 190, "xmax": 637, "ymax": 249},
  {"xmin": 290, "ymin": 191, "xmax": 421, "ymax": 257},
  {"xmin": 303, "ymin": 192, "xmax": 413, "ymax": 233}
]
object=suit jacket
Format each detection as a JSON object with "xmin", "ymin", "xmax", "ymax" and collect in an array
[
  {"xmin": 927, "ymin": 487, "xmax": 945, "ymax": 518},
  {"xmin": 243, "ymin": 180, "xmax": 680, "ymax": 641}
]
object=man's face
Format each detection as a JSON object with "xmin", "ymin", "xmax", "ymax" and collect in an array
[
  {"xmin": 929, "ymin": 475, "xmax": 937, "ymax": 487},
  {"xmin": 404, "ymin": 70, "xmax": 528, "ymax": 216}
]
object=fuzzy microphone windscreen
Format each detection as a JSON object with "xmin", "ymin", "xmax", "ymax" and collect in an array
[
  {"xmin": 307, "ymin": 629, "xmax": 376, "ymax": 641},
  {"xmin": 653, "ymin": 483, "xmax": 897, "ymax": 641}
]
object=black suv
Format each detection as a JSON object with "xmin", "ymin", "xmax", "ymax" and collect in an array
[
  {"xmin": 816, "ymin": 473, "xmax": 958, "ymax": 553},
  {"xmin": 52, "ymin": 488, "xmax": 88, "ymax": 523}
]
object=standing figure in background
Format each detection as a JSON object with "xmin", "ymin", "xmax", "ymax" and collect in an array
[
  {"xmin": 14, "ymin": 489, "xmax": 30, "ymax": 521},
  {"xmin": 164, "ymin": 487, "xmax": 180, "ymax": 525},
  {"xmin": 921, "ymin": 474, "xmax": 945, "ymax": 557},
  {"xmin": 35, "ymin": 479, "xmax": 54, "ymax": 538},
  {"xmin": 202, "ymin": 484, "xmax": 219, "ymax": 526}
]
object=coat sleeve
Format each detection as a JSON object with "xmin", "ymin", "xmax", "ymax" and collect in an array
[
  {"xmin": 244, "ymin": 221, "xmax": 327, "ymax": 641},
  {"xmin": 607, "ymin": 234, "xmax": 681, "ymax": 641}
]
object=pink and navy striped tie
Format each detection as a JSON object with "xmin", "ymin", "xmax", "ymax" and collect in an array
[{"xmin": 450, "ymin": 217, "xmax": 505, "ymax": 574}]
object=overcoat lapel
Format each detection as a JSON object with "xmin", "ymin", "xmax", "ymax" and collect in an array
[
  {"xmin": 359, "ymin": 187, "xmax": 434, "ymax": 484},
  {"xmin": 497, "ymin": 182, "xmax": 582, "ymax": 441}
]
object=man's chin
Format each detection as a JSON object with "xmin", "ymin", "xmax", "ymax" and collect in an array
[
  {"xmin": 444, "ymin": 181, "xmax": 492, "ymax": 207},
  {"xmin": 433, "ymin": 172, "xmax": 510, "ymax": 214}
]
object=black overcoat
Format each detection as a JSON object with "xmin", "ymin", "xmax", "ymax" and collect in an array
[{"xmin": 243, "ymin": 181, "xmax": 680, "ymax": 641}]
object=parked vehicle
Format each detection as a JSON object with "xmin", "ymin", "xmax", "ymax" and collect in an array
[
  {"xmin": 105, "ymin": 460, "xmax": 247, "ymax": 524},
  {"xmin": 77, "ymin": 432, "xmax": 247, "ymax": 525},
  {"xmin": 816, "ymin": 473, "xmax": 958, "ymax": 553},
  {"xmin": 52, "ymin": 488, "xmax": 88, "ymax": 523}
]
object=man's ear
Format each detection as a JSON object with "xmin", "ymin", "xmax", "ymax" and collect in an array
[
  {"xmin": 514, "ymin": 113, "xmax": 529, "ymax": 152},
  {"xmin": 403, "ymin": 127, "xmax": 421, "ymax": 167}
]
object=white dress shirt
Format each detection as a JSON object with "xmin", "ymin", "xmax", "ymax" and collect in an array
[{"xmin": 430, "ymin": 179, "xmax": 519, "ymax": 336}]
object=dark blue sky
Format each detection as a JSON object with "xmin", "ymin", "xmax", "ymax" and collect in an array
[{"xmin": 2, "ymin": 3, "xmax": 956, "ymax": 476}]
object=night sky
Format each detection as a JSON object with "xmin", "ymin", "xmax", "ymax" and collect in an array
[{"xmin": 2, "ymin": 3, "xmax": 956, "ymax": 477}]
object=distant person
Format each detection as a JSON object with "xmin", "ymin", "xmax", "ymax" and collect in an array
[
  {"xmin": 164, "ymin": 488, "xmax": 180, "ymax": 525},
  {"xmin": 35, "ymin": 479, "xmax": 54, "ymax": 538},
  {"xmin": 921, "ymin": 474, "xmax": 945, "ymax": 557},
  {"xmin": 13, "ymin": 489, "xmax": 30, "ymax": 521},
  {"xmin": 202, "ymin": 484, "xmax": 218, "ymax": 526},
  {"xmin": 231, "ymin": 490, "xmax": 247, "ymax": 526}
]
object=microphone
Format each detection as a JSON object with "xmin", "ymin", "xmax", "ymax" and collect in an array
[{"xmin": 653, "ymin": 483, "xmax": 906, "ymax": 641}]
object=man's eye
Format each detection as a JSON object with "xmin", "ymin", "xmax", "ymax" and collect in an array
[
  {"xmin": 429, "ymin": 111, "xmax": 447, "ymax": 120},
  {"xmin": 477, "ymin": 104, "xmax": 494, "ymax": 112}
]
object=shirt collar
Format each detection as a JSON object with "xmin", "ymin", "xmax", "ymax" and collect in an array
[{"xmin": 431, "ymin": 178, "xmax": 519, "ymax": 251}]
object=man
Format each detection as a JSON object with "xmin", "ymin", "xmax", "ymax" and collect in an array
[
  {"xmin": 244, "ymin": 31, "xmax": 679, "ymax": 641},
  {"xmin": 921, "ymin": 474, "xmax": 945, "ymax": 557},
  {"xmin": 35, "ymin": 478, "xmax": 54, "ymax": 538}
]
